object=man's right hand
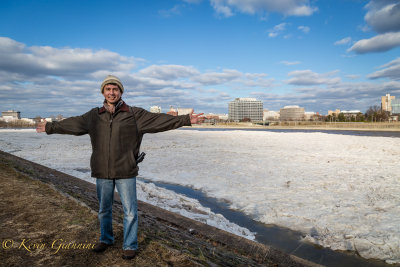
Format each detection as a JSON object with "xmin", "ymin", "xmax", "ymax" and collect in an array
[{"xmin": 36, "ymin": 119, "xmax": 47, "ymax": 133}]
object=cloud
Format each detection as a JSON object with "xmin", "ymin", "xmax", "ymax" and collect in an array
[
  {"xmin": 0, "ymin": 37, "xmax": 280, "ymax": 116},
  {"xmin": 138, "ymin": 65, "xmax": 199, "ymax": 80},
  {"xmin": 0, "ymin": 37, "xmax": 136, "ymax": 79},
  {"xmin": 191, "ymin": 69, "xmax": 242, "ymax": 85},
  {"xmin": 281, "ymin": 61, "xmax": 301, "ymax": 66},
  {"xmin": 367, "ymin": 57, "xmax": 400, "ymax": 80},
  {"xmin": 364, "ymin": 0, "xmax": 400, "ymax": 33},
  {"xmin": 158, "ymin": 5, "xmax": 182, "ymax": 18},
  {"xmin": 268, "ymin": 23, "xmax": 288, "ymax": 38},
  {"xmin": 334, "ymin": 37, "xmax": 352, "ymax": 46},
  {"xmin": 210, "ymin": 0, "xmax": 317, "ymax": 17},
  {"xmin": 348, "ymin": 32, "xmax": 400, "ymax": 54},
  {"xmin": 346, "ymin": 74, "xmax": 360, "ymax": 80},
  {"xmin": 298, "ymin": 26, "xmax": 310, "ymax": 34},
  {"xmin": 286, "ymin": 70, "xmax": 341, "ymax": 86},
  {"xmin": 349, "ymin": 1, "xmax": 400, "ymax": 54}
]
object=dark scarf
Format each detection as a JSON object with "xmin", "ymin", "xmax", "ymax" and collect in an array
[{"xmin": 103, "ymin": 99, "xmax": 124, "ymax": 114}]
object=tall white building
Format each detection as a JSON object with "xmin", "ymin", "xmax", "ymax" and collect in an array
[{"xmin": 228, "ymin": 98, "xmax": 263, "ymax": 122}]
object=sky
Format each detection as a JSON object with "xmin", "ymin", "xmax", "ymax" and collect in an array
[{"xmin": 0, "ymin": 0, "xmax": 399, "ymax": 117}]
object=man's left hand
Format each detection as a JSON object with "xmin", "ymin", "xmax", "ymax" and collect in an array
[{"xmin": 190, "ymin": 112, "xmax": 204, "ymax": 124}]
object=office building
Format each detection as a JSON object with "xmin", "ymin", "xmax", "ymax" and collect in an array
[
  {"xmin": 280, "ymin": 106, "xmax": 305, "ymax": 121},
  {"xmin": 382, "ymin": 94, "xmax": 395, "ymax": 113},
  {"xmin": 392, "ymin": 99, "xmax": 400, "ymax": 114},
  {"xmin": 228, "ymin": 98, "xmax": 263, "ymax": 122},
  {"xmin": 1, "ymin": 110, "xmax": 21, "ymax": 121}
]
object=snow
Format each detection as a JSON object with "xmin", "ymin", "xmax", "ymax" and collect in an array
[
  {"xmin": 1, "ymin": 128, "xmax": 399, "ymax": 264},
  {"xmin": 0, "ymin": 129, "xmax": 255, "ymax": 241}
]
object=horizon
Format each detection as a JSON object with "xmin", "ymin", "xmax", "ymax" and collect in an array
[{"xmin": 0, "ymin": 0, "xmax": 399, "ymax": 118}]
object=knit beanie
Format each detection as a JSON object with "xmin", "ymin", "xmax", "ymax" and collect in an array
[{"xmin": 101, "ymin": 75, "xmax": 124, "ymax": 94}]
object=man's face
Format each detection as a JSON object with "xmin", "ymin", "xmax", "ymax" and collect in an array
[{"xmin": 103, "ymin": 84, "xmax": 122, "ymax": 105}]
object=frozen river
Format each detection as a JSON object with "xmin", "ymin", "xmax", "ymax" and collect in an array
[{"xmin": 0, "ymin": 128, "xmax": 399, "ymax": 264}]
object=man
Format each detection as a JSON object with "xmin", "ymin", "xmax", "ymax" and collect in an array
[{"xmin": 36, "ymin": 75, "xmax": 203, "ymax": 260}]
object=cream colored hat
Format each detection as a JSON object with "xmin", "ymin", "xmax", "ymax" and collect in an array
[{"xmin": 101, "ymin": 75, "xmax": 124, "ymax": 93}]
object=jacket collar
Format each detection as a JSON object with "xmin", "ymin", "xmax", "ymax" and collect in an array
[{"xmin": 98, "ymin": 100, "xmax": 129, "ymax": 114}]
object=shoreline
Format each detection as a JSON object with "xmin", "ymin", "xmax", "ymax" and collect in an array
[
  {"xmin": 189, "ymin": 123, "xmax": 400, "ymax": 132},
  {"xmin": 0, "ymin": 150, "xmax": 319, "ymax": 267}
]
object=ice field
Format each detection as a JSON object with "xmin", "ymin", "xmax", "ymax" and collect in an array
[{"xmin": 0, "ymin": 128, "xmax": 399, "ymax": 264}]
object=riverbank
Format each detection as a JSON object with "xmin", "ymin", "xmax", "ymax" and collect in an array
[
  {"xmin": 191, "ymin": 122, "xmax": 400, "ymax": 131},
  {"xmin": 0, "ymin": 151, "xmax": 317, "ymax": 267}
]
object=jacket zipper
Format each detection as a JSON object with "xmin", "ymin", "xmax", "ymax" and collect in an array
[{"xmin": 108, "ymin": 115, "xmax": 113, "ymax": 178}]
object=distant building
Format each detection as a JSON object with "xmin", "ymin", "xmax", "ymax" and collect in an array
[
  {"xmin": 328, "ymin": 109, "xmax": 341, "ymax": 116},
  {"xmin": 305, "ymin": 112, "xmax": 317, "ymax": 121},
  {"xmin": 392, "ymin": 99, "xmax": 400, "ymax": 115},
  {"xmin": 228, "ymin": 98, "xmax": 263, "ymax": 122},
  {"xmin": 341, "ymin": 110, "xmax": 362, "ymax": 119},
  {"xmin": 1, "ymin": 110, "xmax": 21, "ymax": 122},
  {"xmin": 177, "ymin": 108, "xmax": 194, "ymax": 116},
  {"xmin": 280, "ymin": 106, "xmax": 305, "ymax": 121},
  {"xmin": 150, "ymin": 106, "xmax": 162, "ymax": 113},
  {"xmin": 263, "ymin": 110, "xmax": 280, "ymax": 121},
  {"xmin": 203, "ymin": 113, "xmax": 228, "ymax": 123},
  {"xmin": 166, "ymin": 106, "xmax": 177, "ymax": 116},
  {"xmin": 382, "ymin": 94, "xmax": 395, "ymax": 113}
]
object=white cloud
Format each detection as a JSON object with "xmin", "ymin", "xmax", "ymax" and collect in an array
[
  {"xmin": 367, "ymin": 57, "xmax": 400, "ymax": 80},
  {"xmin": 334, "ymin": 37, "xmax": 352, "ymax": 46},
  {"xmin": 211, "ymin": 0, "xmax": 234, "ymax": 17},
  {"xmin": 286, "ymin": 70, "xmax": 341, "ymax": 86},
  {"xmin": 281, "ymin": 61, "xmax": 301, "ymax": 66},
  {"xmin": 159, "ymin": 5, "xmax": 182, "ymax": 18},
  {"xmin": 298, "ymin": 26, "xmax": 310, "ymax": 34},
  {"xmin": 348, "ymin": 32, "xmax": 400, "ymax": 54},
  {"xmin": 210, "ymin": 0, "xmax": 317, "ymax": 17},
  {"xmin": 268, "ymin": 23, "xmax": 288, "ymax": 38}
]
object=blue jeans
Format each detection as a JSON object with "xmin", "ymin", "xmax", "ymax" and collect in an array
[{"xmin": 96, "ymin": 177, "xmax": 138, "ymax": 250}]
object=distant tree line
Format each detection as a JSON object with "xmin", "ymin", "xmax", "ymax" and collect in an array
[{"xmin": 325, "ymin": 106, "xmax": 390, "ymax": 122}]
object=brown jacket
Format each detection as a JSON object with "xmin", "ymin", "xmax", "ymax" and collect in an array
[{"xmin": 45, "ymin": 102, "xmax": 191, "ymax": 179}]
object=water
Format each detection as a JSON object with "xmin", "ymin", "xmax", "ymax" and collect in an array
[
  {"xmin": 181, "ymin": 127, "xmax": 400, "ymax": 138},
  {"xmin": 140, "ymin": 178, "xmax": 390, "ymax": 267}
]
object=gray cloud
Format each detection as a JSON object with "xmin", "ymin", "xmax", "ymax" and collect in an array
[
  {"xmin": 191, "ymin": 69, "xmax": 242, "ymax": 85},
  {"xmin": 349, "ymin": 1, "xmax": 400, "ymax": 54},
  {"xmin": 210, "ymin": 0, "xmax": 317, "ymax": 17},
  {"xmin": 0, "ymin": 37, "xmax": 277, "ymax": 117},
  {"xmin": 348, "ymin": 32, "xmax": 400, "ymax": 54},
  {"xmin": 138, "ymin": 64, "xmax": 199, "ymax": 80},
  {"xmin": 364, "ymin": 0, "xmax": 400, "ymax": 33},
  {"xmin": 286, "ymin": 70, "xmax": 341, "ymax": 86},
  {"xmin": 368, "ymin": 57, "xmax": 400, "ymax": 80},
  {"xmin": 0, "ymin": 37, "xmax": 136, "ymax": 80}
]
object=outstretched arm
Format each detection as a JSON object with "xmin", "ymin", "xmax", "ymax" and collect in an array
[
  {"xmin": 190, "ymin": 112, "xmax": 204, "ymax": 124},
  {"xmin": 36, "ymin": 120, "xmax": 47, "ymax": 133}
]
